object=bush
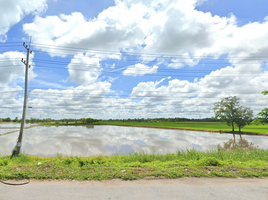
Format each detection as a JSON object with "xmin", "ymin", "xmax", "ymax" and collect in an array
[{"xmin": 196, "ymin": 157, "xmax": 223, "ymax": 167}]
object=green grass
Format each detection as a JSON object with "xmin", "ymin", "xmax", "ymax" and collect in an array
[
  {"xmin": 1, "ymin": 149, "xmax": 268, "ymax": 180},
  {"xmin": 96, "ymin": 121, "xmax": 268, "ymax": 134}
]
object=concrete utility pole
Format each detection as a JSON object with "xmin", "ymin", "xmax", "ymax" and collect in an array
[{"xmin": 12, "ymin": 40, "xmax": 32, "ymax": 156}]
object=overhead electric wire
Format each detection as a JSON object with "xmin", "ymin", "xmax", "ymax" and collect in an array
[
  {"xmin": 1, "ymin": 40, "xmax": 268, "ymax": 60},
  {"xmin": 32, "ymin": 43, "xmax": 268, "ymax": 60},
  {"xmin": 1, "ymin": 88, "xmax": 268, "ymax": 99},
  {"xmin": 0, "ymin": 41, "xmax": 267, "ymax": 118},
  {"xmin": 2, "ymin": 94, "xmax": 266, "ymax": 102},
  {"xmin": 0, "ymin": 45, "xmax": 22, "ymax": 48},
  {"xmin": 2, "ymin": 64, "xmax": 266, "ymax": 77}
]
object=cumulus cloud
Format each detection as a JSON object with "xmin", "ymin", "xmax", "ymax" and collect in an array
[
  {"xmin": 23, "ymin": 9, "xmax": 146, "ymax": 56},
  {"xmin": 0, "ymin": 0, "xmax": 47, "ymax": 41},
  {"xmin": 0, "ymin": 51, "xmax": 37, "ymax": 85},
  {"xmin": 22, "ymin": 0, "xmax": 268, "ymax": 66},
  {"xmin": 2, "ymin": 0, "xmax": 265, "ymax": 119},
  {"xmin": 0, "ymin": 84, "xmax": 24, "ymax": 119},
  {"xmin": 66, "ymin": 53, "xmax": 102, "ymax": 85},
  {"xmin": 126, "ymin": 67, "xmax": 268, "ymax": 119},
  {"xmin": 27, "ymin": 82, "xmax": 113, "ymax": 119},
  {"xmin": 122, "ymin": 64, "xmax": 158, "ymax": 76}
]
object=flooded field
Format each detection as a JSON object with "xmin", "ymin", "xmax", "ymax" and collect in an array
[
  {"xmin": 0, "ymin": 123, "xmax": 38, "ymax": 135},
  {"xmin": 0, "ymin": 125, "xmax": 267, "ymax": 156}
]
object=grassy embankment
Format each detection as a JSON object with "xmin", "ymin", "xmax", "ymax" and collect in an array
[
  {"xmin": 1, "ymin": 149, "xmax": 268, "ymax": 180},
  {"xmin": 96, "ymin": 121, "xmax": 268, "ymax": 134}
]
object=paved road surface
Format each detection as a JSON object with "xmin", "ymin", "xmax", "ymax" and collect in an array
[{"xmin": 1, "ymin": 178, "xmax": 268, "ymax": 200}]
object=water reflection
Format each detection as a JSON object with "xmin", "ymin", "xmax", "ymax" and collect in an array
[
  {"xmin": 0, "ymin": 125, "xmax": 267, "ymax": 157},
  {"xmin": 218, "ymin": 134, "xmax": 257, "ymax": 151},
  {"xmin": 0, "ymin": 123, "xmax": 37, "ymax": 128},
  {"xmin": 0, "ymin": 123, "xmax": 38, "ymax": 135}
]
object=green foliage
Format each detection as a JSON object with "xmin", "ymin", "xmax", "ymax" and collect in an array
[
  {"xmin": 79, "ymin": 118, "xmax": 98, "ymax": 124},
  {"xmin": 1, "ymin": 117, "xmax": 11, "ymax": 122},
  {"xmin": 214, "ymin": 96, "xmax": 253, "ymax": 132},
  {"xmin": 257, "ymin": 108, "xmax": 268, "ymax": 124},
  {"xmin": 13, "ymin": 117, "xmax": 19, "ymax": 122},
  {"xmin": 235, "ymin": 106, "xmax": 253, "ymax": 132},
  {"xmin": 104, "ymin": 117, "xmax": 219, "ymax": 123},
  {"xmin": 196, "ymin": 157, "xmax": 223, "ymax": 166},
  {"xmin": 262, "ymin": 91, "xmax": 268, "ymax": 95},
  {"xmin": 257, "ymin": 91, "xmax": 268, "ymax": 124},
  {"xmin": 0, "ymin": 160, "xmax": 8, "ymax": 166},
  {"xmin": 214, "ymin": 96, "xmax": 240, "ymax": 131}
]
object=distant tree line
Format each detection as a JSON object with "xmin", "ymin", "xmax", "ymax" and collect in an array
[
  {"xmin": 104, "ymin": 117, "xmax": 219, "ymax": 123},
  {"xmin": 0, "ymin": 117, "xmax": 15, "ymax": 122},
  {"xmin": 0, "ymin": 117, "xmax": 98, "ymax": 124}
]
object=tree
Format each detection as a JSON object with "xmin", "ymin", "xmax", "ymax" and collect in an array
[
  {"xmin": 257, "ymin": 91, "xmax": 268, "ymax": 124},
  {"xmin": 258, "ymin": 108, "xmax": 268, "ymax": 124},
  {"xmin": 262, "ymin": 91, "xmax": 268, "ymax": 95},
  {"xmin": 13, "ymin": 117, "xmax": 19, "ymax": 122},
  {"xmin": 214, "ymin": 96, "xmax": 240, "ymax": 132},
  {"xmin": 3, "ymin": 117, "xmax": 11, "ymax": 122},
  {"xmin": 235, "ymin": 106, "xmax": 253, "ymax": 132},
  {"xmin": 214, "ymin": 96, "xmax": 253, "ymax": 132},
  {"xmin": 86, "ymin": 118, "xmax": 94, "ymax": 124}
]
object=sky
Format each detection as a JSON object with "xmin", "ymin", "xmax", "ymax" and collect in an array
[{"xmin": 0, "ymin": 0, "xmax": 268, "ymax": 120}]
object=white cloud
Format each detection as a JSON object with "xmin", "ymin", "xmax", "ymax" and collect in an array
[
  {"xmin": 22, "ymin": 0, "xmax": 268, "ymax": 68},
  {"xmin": 0, "ymin": 51, "xmax": 37, "ymax": 119},
  {"xmin": 0, "ymin": 51, "xmax": 37, "ymax": 85},
  {"xmin": 126, "ymin": 64, "xmax": 268, "ymax": 118},
  {"xmin": 167, "ymin": 53, "xmax": 199, "ymax": 69},
  {"xmin": 66, "ymin": 53, "xmax": 101, "ymax": 85},
  {"xmin": 122, "ymin": 64, "xmax": 158, "ymax": 76},
  {"xmin": 2, "ymin": 0, "xmax": 265, "ymax": 119},
  {"xmin": 27, "ymin": 82, "xmax": 113, "ymax": 119},
  {"xmin": 23, "ymin": 8, "xmax": 147, "ymax": 56},
  {"xmin": 0, "ymin": 0, "xmax": 47, "ymax": 41},
  {"xmin": 0, "ymin": 85, "xmax": 24, "ymax": 118}
]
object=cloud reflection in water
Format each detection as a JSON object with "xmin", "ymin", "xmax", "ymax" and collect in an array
[{"xmin": 0, "ymin": 125, "xmax": 267, "ymax": 156}]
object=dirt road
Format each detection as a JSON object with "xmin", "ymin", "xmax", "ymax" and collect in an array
[{"xmin": 1, "ymin": 178, "xmax": 268, "ymax": 200}]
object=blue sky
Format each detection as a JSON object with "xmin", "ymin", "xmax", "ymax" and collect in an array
[{"xmin": 0, "ymin": 0, "xmax": 268, "ymax": 119}]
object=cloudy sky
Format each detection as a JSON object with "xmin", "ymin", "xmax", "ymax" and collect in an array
[{"xmin": 0, "ymin": 0, "xmax": 268, "ymax": 120}]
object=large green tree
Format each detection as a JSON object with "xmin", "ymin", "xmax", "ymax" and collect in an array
[
  {"xmin": 214, "ymin": 96, "xmax": 253, "ymax": 132},
  {"xmin": 257, "ymin": 91, "xmax": 268, "ymax": 124},
  {"xmin": 214, "ymin": 96, "xmax": 240, "ymax": 131}
]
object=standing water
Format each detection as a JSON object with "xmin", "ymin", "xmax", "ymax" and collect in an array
[{"xmin": 0, "ymin": 125, "xmax": 267, "ymax": 157}]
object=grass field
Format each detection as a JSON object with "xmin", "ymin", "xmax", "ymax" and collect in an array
[
  {"xmin": 96, "ymin": 121, "xmax": 268, "ymax": 134},
  {"xmin": 1, "ymin": 149, "xmax": 268, "ymax": 180}
]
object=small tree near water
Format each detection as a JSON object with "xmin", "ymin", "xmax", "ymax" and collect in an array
[
  {"xmin": 235, "ymin": 106, "xmax": 253, "ymax": 132},
  {"xmin": 214, "ymin": 96, "xmax": 253, "ymax": 132}
]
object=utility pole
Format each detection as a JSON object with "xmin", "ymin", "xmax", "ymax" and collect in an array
[{"xmin": 12, "ymin": 39, "xmax": 32, "ymax": 156}]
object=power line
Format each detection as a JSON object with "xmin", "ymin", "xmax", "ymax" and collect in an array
[
  {"xmin": 1, "ymin": 40, "xmax": 268, "ymax": 61},
  {"xmin": 32, "ymin": 43, "xmax": 268, "ymax": 60}
]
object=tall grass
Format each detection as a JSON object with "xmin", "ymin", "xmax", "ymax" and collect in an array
[
  {"xmin": 1, "ymin": 149, "xmax": 268, "ymax": 180},
  {"xmin": 117, "ymin": 148, "xmax": 268, "ymax": 163}
]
